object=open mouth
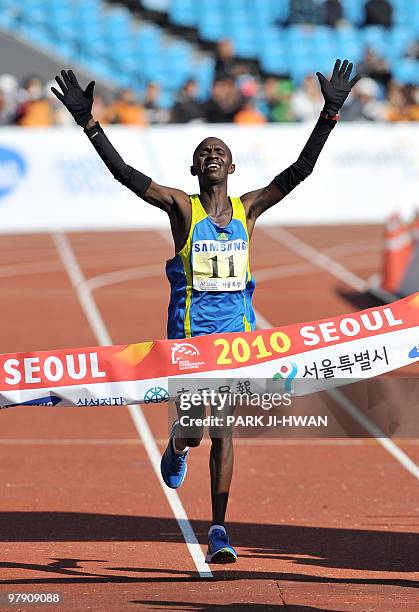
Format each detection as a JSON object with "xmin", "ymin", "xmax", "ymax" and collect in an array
[{"xmin": 205, "ymin": 162, "xmax": 221, "ymax": 171}]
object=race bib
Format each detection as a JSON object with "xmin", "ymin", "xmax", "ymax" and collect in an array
[{"xmin": 192, "ymin": 239, "xmax": 248, "ymax": 291}]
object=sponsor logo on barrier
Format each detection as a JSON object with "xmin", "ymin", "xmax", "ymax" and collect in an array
[
  {"xmin": 408, "ymin": 344, "xmax": 419, "ymax": 359},
  {"xmin": 273, "ymin": 363, "xmax": 298, "ymax": 393},
  {"xmin": 0, "ymin": 146, "xmax": 26, "ymax": 199},
  {"xmin": 144, "ymin": 386, "xmax": 169, "ymax": 404},
  {"xmin": 4, "ymin": 394, "xmax": 62, "ymax": 408},
  {"xmin": 171, "ymin": 342, "xmax": 205, "ymax": 371}
]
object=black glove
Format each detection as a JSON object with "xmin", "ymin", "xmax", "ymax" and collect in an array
[
  {"xmin": 51, "ymin": 69, "xmax": 95, "ymax": 127},
  {"xmin": 316, "ymin": 59, "xmax": 361, "ymax": 116}
]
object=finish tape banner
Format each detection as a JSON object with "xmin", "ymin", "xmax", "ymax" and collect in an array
[{"xmin": 0, "ymin": 295, "xmax": 418, "ymax": 409}]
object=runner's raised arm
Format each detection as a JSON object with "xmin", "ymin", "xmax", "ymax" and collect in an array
[
  {"xmin": 240, "ymin": 59, "xmax": 361, "ymax": 233},
  {"xmin": 51, "ymin": 69, "xmax": 190, "ymax": 215}
]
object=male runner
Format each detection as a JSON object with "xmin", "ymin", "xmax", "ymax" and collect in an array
[{"xmin": 52, "ymin": 59, "xmax": 360, "ymax": 563}]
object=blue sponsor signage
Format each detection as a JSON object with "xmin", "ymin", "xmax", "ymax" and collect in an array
[{"xmin": 0, "ymin": 146, "xmax": 26, "ymax": 198}]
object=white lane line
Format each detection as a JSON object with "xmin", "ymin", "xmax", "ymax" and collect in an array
[
  {"xmin": 322, "ymin": 240, "xmax": 381, "ymax": 256},
  {"xmin": 254, "ymin": 256, "xmax": 379, "ymax": 285},
  {"xmin": 0, "ymin": 438, "xmax": 393, "ymax": 446},
  {"xmin": 0, "ymin": 261, "xmax": 62, "ymax": 278},
  {"xmin": 327, "ymin": 389, "xmax": 419, "ymax": 480},
  {"xmin": 84, "ymin": 264, "xmax": 163, "ymax": 293},
  {"xmin": 263, "ymin": 225, "xmax": 368, "ymax": 292},
  {"xmin": 52, "ymin": 231, "xmax": 212, "ymax": 579},
  {"xmin": 254, "ymin": 262, "xmax": 314, "ymax": 282}
]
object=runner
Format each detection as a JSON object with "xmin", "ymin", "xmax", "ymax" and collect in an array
[{"xmin": 51, "ymin": 59, "xmax": 360, "ymax": 563}]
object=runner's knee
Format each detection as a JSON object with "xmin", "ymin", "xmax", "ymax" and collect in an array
[{"xmin": 186, "ymin": 436, "xmax": 203, "ymax": 447}]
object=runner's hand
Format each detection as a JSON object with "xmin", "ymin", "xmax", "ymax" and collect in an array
[
  {"xmin": 316, "ymin": 59, "xmax": 361, "ymax": 116},
  {"xmin": 51, "ymin": 69, "xmax": 95, "ymax": 127}
]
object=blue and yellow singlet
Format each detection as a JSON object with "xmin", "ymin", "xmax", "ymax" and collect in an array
[{"xmin": 166, "ymin": 195, "xmax": 256, "ymax": 339}]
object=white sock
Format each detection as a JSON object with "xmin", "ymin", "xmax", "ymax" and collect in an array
[
  {"xmin": 209, "ymin": 524, "xmax": 226, "ymax": 536},
  {"xmin": 172, "ymin": 437, "xmax": 188, "ymax": 455}
]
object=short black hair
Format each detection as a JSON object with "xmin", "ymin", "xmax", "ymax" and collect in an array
[{"xmin": 192, "ymin": 137, "xmax": 232, "ymax": 164}]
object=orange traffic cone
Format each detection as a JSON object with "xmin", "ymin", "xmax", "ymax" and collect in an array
[
  {"xmin": 381, "ymin": 213, "xmax": 413, "ymax": 293},
  {"xmin": 398, "ymin": 209, "xmax": 419, "ymax": 297},
  {"xmin": 410, "ymin": 209, "xmax": 419, "ymax": 244}
]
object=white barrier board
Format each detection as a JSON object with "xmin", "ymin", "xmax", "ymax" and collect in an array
[{"xmin": 0, "ymin": 123, "xmax": 418, "ymax": 232}]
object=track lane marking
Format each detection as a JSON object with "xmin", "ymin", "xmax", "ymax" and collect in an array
[
  {"xmin": 0, "ymin": 438, "xmax": 392, "ymax": 446},
  {"xmin": 52, "ymin": 231, "xmax": 213, "ymax": 579},
  {"xmin": 0, "ymin": 261, "xmax": 62, "ymax": 277},
  {"xmin": 327, "ymin": 389, "xmax": 419, "ymax": 480},
  {"xmin": 84, "ymin": 263, "xmax": 163, "ymax": 292},
  {"xmin": 262, "ymin": 225, "xmax": 367, "ymax": 292}
]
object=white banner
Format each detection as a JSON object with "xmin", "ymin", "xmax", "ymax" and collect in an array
[
  {"xmin": 0, "ymin": 295, "xmax": 417, "ymax": 408},
  {"xmin": 0, "ymin": 123, "xmax": 418, "ymax": 232}
]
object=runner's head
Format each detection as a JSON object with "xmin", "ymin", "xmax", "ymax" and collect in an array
[{"xmin": 191, "ymin": 137, "xmax": 235, "ymax": 186}]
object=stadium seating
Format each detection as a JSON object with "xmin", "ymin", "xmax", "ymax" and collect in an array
[
  {"xmin": 0, "ymin": 0, "xmax": 418, "ymax": 101},
  {"xmin": 0, "ymin": 0, "xmax": 214, "ymax": 105}
]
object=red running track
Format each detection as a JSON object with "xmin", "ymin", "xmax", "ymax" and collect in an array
[{"xmin": 0, "ymin": 225, "xmax": 418, "ymax": 611}]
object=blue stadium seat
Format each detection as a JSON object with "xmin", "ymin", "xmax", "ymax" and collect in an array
[
  {"xmin": 392, "ymin": 58, "xmax": 419, "ymax": 84},
  {"xmin": 198, "ymin": 14, "xmax": 226, "ymax": 42},
  {"xmin": 388, "ymin": 25, "xmax": 416, "ymax": 59},
  {"xmin": 341, "ymin": 0, "xmax": 364, "ymax": 25},
  {"xmin": 170, "ymin": 0, "xmax": 196, "ymax": 27},
  {"xmin": 261, "ymin": 52, "xmax": 291, "ymax": 75},
  {"xmin": 141, "ymin": 0, "xmax": 170, "ymax": 12}
]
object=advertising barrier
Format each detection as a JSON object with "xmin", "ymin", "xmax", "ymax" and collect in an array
[{"xmin": 0, "ymin": 123, "xmax": 419, "ymax": 232}]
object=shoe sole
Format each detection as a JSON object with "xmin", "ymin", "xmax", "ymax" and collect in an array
[
  {"xmin": 205, "ymin": 547, "xmax": 238, "ymax": 564},
  {"xmin": 162, "ymin": 463, "xmax": 187, "ymax": 489}
]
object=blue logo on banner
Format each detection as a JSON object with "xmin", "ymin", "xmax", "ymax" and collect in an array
[
  {"xmin": 144, "ymin": 386, "xmax": 169, "ymax": 404},
  {"xmin": 408, "ymin": 344, "xmax": 419, "ymax": 359},
  {"xmin": 0, "ymin": 147, "xmax": 26, "ymax": 198},
  {"xmin": 273, "ymin": 362, "xmax": 298, "ymax": 393},
  {"xmin": 4, "ymin": 395, "xmax": 62, "ymax": 408}
]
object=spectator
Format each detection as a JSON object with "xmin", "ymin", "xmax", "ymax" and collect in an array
[
  {"xmin": 237, "ymin": 73, "xmax": 259, "ymax": 99},
  {"xmin": 363, "ymin": 0, "xmax": 393, "ymax": 28},
  {"xmin": 323, "ymin": 0, "xmax": 344, "ymax": 27},
  {"xmin": 0, "ymin": 90, "xmax": 9, "ymax": 125},
  {"xmin": 287, "ymin": 0, "xmax": 319, "ymax": 25},
  {"xmin": 203, "ymin": 77, "xmax": 244, "ymax": 123},
  {"xmin": 404, "ymin": 84, "xmax": 419, "ymax": 121},
  {"xmin": 357, "ymin": 46, "xmax": 392, "ymax": 88},
  {"xmin": 14, "ymin": 76, "xmax": 53, "ymax": 126},
  {"xmin": 91, "ymin": 91, "xmax": 110, "ymax": 125},
  {"xmin": 171, "ymin": 79, "xmax": 203, "ymax": 123},
  {"xmin": 260, "ymin": 77, "xmax": 294, "ymax": 122},
  {"xmin": 405, "ymin": 40, "xmax": 419, "ymax": 60},
  {"xmin": 234, "ymin": 98, "xmax": 266, "ymax": 124},
  {"xmin": 290, "ymin": 74, "xmax": 323, "ymax": 121},
  {"xmin": 45, "ymin": 79, "xmax": 74, "ymax": 125},
  {"xmin": 107, "ymin": 88, "xmax": 147, "ymax": 126},
  {"xmin": 340, "ymin": 77, "xmax": 386, "ymax": 121},
  {"xmin": 143, "ymin": 82, "xmax": 170, "ymax": 124},
  {"xmin": 214, "ymin": 39, "xmax": 238, "ymax": 81},
  {"xmin": 0, "ymin": 74, "xmax": 18, "ymax": 125},
  {"xmin": 385, "ymin": 81, "xmax": 409, "ymax": 121},
  {"xmin": 2, "ymin": 67, "xmax": 419, "ymax": 127}
]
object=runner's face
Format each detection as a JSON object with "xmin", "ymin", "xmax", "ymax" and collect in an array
[{"xmin": 192, "ymin": 138, "xmax": 234, "ymax": 183}]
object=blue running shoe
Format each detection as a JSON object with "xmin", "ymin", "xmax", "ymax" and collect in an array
[
  {"xmin": 206, "ymin": 528, "xmax": 238, "ymax": 563},
  {"xmin": 160, "ymin": 421, "xmax": 188, "ymax": 489}
]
